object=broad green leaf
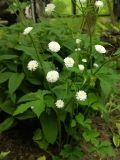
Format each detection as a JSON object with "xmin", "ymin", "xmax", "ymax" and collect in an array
[
  {"xmin": 40, "ymin": 112, "xmax": 58, "ymax": 144},
  {"xmin": 16, "ymin": 110, "xmax": 35, "ymax": 120},
  {"xmin": 18, "ymin": 90, "xmax": 50, "ymax": 103},
  {"xmin": 31, "ymin": 99, "xmax": 45, "ymax": 118},
  {"xmin": 44, "ymin": 95, "xmax": 54, "ymax": 108},
  {"xmin": 0, "ymin": 151, "xmax": 10, "ymax": 159},
  {"xmin": 8, "ymin": 73, "xmax": 24, "ymax": 95},
  {"xmin": 113, "ymin": 134, "xmax": 120, "ymax": 147},
  {"xmin": 33, "ymin": 128, "xmax": 42, "ymax": 141},
  {"xmin": 35, "ymin": 140, "xmax": 48, "ymax": 150},
  {"xmin": 0, "ymin": 117, "xmax": 15, "ymax": 133},
  {"xmin": 0, "ymin": 100, "xmax": 15, "ymax": 114},
  {"xmin": 14, "ymin": 100, "xmax": 45, "ymax": 118},
  {"xmin": 0, "ymin": 72, "xmax": 12, "ymax": 84},
  {"xmin": 0, "ymin": 55, "xmax": 18, "ymax": 61},
  {"xmin": 37, "ymin": 156, "xmax": 46, "ymax": 160},
  {"xmin": 60, "ymin": 145, "xmax": 83, "ymax": 160}
]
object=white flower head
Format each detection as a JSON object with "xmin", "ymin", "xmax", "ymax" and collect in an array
[
  {"xmin": 48, "ymin": 41, "xmax": 61, "ymax": 53},
  {"xmin": 78, "ymin": 64, "xmax": 85, "ymax": 71},
  {"xmin": 55, "ymin": 99, "xmax": 64, "ymax": 109},
  {"xmin": 76, "ymin": 38, "xmax": 81, "ymax": 44},
  {"xmin": 82, "ymin": 59, "xmax": 87, "ymax": 63},
  {"xmin": 77, "ymin": 48, "xmax": 81, "ymax": 51},
  {"xmin": 46, "ymin": 70, "xmax": 59, "ymax": 83},
  {"xmin": 75, "ymin": 48, "xmax": 81, "ymax": 52},
  {"xmin": 27, "ymin": 60, "xmax": 39, "ymax": 71},
  {"xmin": 31, "ymin": 106, "xmax": 34, "ymax": 109},
  {"xmin": 95, "ymin": 45, "xmax": 106, "ymax": 54},
  {"xmin": 95, "ymin": 1, "xmax": 104, "ymax": 8},
  {"xmin": 64, "ymin": 57, "xmax": 75, "ymax": 68},
  {"xmin": 76, "ymin": 90, "xmax": 87, "ymax": 101},
  {"xmin": 78, "ymin": 0, "xmax": 86, "ymax": 3},
  {"xmin": 45, "ymin": 3, "xmax": 56, "ymax": 15},
  {"xmin": 23, "ymin": 27, "xmax": 33, "ymax": 35},
  {"xmin": 93, "ymin": 63, "xmax": 99, "ymax": 68},
  {"xmin": 25, "ymin": 6, "xmax": 32, "ymax": 19}
]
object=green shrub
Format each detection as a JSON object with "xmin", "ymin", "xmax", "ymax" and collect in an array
[{"xmin": 0, "ymin": 0, "xmax": 119, "ymax": 159}]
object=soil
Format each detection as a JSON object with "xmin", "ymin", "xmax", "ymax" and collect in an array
[{"xmin": 0, "ymin": 113, "xmax": 120, "ymax": 160}]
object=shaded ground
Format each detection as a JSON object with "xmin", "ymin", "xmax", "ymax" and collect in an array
[
  {"xmin": 0, "ymin": 126, "xmax": 44, "ymax": 160},
  {"xmin": 0, "ymin": 113, "xmax": 120, "ymax": 160}
]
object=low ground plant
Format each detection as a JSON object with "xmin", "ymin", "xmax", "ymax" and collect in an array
[{"xmin": 0, "ymin": 0, "xmax": 120, "ymax": 159}]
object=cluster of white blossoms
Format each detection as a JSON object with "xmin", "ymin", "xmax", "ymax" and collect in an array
[
  {"xmin": 45, "ymin": 3, "xmax": 56, "ymax": 15},
  {"xmin": 93, "ymin": 63, "xmax": 99, "ymax": 68},
  {"xmin": 78, "ymin": 0, "xmax": 86, "ymax": 3},
  {"xmin": 78, "ymin": 64, "xmax": 85, "ymax": 71},
  {"xmin": 46, "ymin": 70, "xmax": 59, "ymax": 83},
  {"xmin": 55, "ymin": 99, "xmax": 64, "ymax": 109},
  {"xmin": 64, "ymin": 57, "xmax": 75, "ymax": 68},
  {"xmin": 23, "ymin": 27, "xmax": 33, "ymax": 35},
  {"xmin": 76, "ymin": 90, "xmax": 87, "ymax": 101},
  {"xmin": 82, "ymin": 59, "xmax": 87, "ymax": 63},
  {"xmin": 95, "ymin": 1, "xmax": 104, "ymax": 8},
  {"xmin": 48, "ymin": 41, "xmax": 61, "ymax": 53},
  {"xmin": 25, "ymin": 6, "xmax": 32, "ymax": 19},
  {"xmin": 27, "ymin": 60, "xmax": 39, "ymax": 71},
  {"xmin": 95, "ymin": 44, "xmax": 106, "ymax": 54},
  {"xmin": 76, "ymin": 38, "xmax": 81, "ymax": 44},
  {"xmin": 75, "ymin": 48, "xmax": 81, "ymax": 52}
]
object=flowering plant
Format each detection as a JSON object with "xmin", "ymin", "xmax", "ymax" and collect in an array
[{"xmin": 0, "ymin": 0, "xmax": 119, "ymax": 159}]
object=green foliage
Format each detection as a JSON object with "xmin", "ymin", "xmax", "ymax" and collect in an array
[
  {"xmin": 0, "ymin": 1, "xmax": 118, "ymax": 159},
  {"xmin": 0, "ymin": 151, "xmax": 10, "ymax": 160},
  {"xmin": 60, "ymin": 145, "xmax": 83, "ymax": 160},
  {"xmin": 0, "ymin": 117, "xmax": 15, "ymax": 134},
  {"xmin": 40, "ymin": 111, "xmax": 58, "ymax": 144}
]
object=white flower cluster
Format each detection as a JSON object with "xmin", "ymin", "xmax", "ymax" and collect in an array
[
  {"xmin": 78, "ymin": 64, "xmax": 85, "ymax": 71},
  {"xmin": 46, "ymin": 70, "xmax": 59, "ymax": 83},
  {"xmin": 48, "ymin": 41, "xmax": 61, "ymax": 53},
  {"xmin": 76, "ymin": 90, "xmax": 87, "ymax": 101},
  {"xmin": 55, "ymin": 99, "xmax": 64, "ymax": 109},
  {"xmin": 78, "ymin": 0, "xmax": 86, "ymax": 3},
  {"xmin": 45, "ymin": 3, "xmax": 56, "ymax": 15},
  {"xmin": 93, "ymin": 63, "xmax": 99, "ymax": 68},
  {"xmin": 64, "ymin": 57, "xmax": 75, "ymax": 68},
  {"xmin": 23, "ymin": 27, "xmax": 33, "ymax": 35},
  {"xmin": 95, "ymin": 44, "xmax": 106, "ymax": 54},
  {"xmin": 82, "ymin": 59, "xmax": 87, "ymax": 63},
  {"xmin": 27, "ymin": 60, "xmax": 39, "ymax": 71},
  {"xmin": 75, "ymin": 48, "xmax": 81, "ymax": 52},
  {"xmin": 76, "ymin": 39, "xmax": 81, "ymax": 44},
  {"xmin": 95, "ymin": 1, "xmax": 104, "ymax": 8},
  {"xmin": 25, "ymin": 6, "xmax": 32, "ymax": 19}
]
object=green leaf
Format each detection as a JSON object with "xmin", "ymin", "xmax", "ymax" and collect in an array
[
  {"xmin": 83, "ymin": 130, "xmax": 99, "ymax": 145},
  {"xmin": 71, "ymin": 119, "xmax": 76, "ymax": 127},
  {"xmin": 0, "ymin": 151, "xmax": 10, "ymax": 159},
  {"xmin": 60, "ymin": 145, "xmax": 83, "ymax": 160},
  {"xmin": 0, "ymin": 100, "xmax": 15, "ymax": 114},
  {"xmin": 0, "ymin": 117, "xmax": 15, "ymax": 133},
  {"xmin": 37, "ymin": 156, "xmax": 46, "ymax": 160},
  {"xmin": 113, "ymin": 134, "xmax": 120, "ymax": 147},
  {"xmin": 31, "ymin": 99, "xmax": 45, "ymax": 118},
  {"xmin": 8, "ymin": 73, "xmax": 24, "ymax": 95},
  {"xmin": 44, "ymin": 95, "xmax": 55, "ymax": 108},
  {"xmin": 16, "ymin": 110, "xmax": 35, "ymax": 120},
  {"xmin": 0, "ymin": 55, "xmax": 18, "ymax": 61},
  {"xmin": 33, "ymin": 128, "xmax": 43, "ymax": 141},
  {"xmin": 0, "ymin": 72, "xmax": 12, "ymax": 84},
  {"xmin": 40, "ymin": 111, "xmax": 58, "ymax": 144},
  {"xmin": 14, "ymin": 100, "xmax": 45, "ymax": 118},
  {"xmin": 18, "ymin": 90, "xmax": 50, "ymax": 103}
]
